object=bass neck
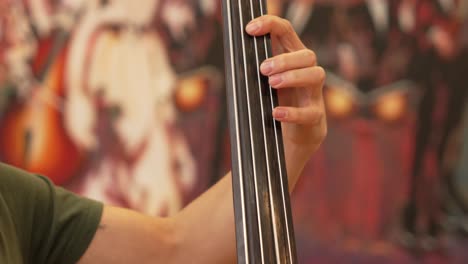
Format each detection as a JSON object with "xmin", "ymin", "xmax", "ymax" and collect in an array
[{"xmin": 221, "ymin": 0, "xmax": 298, "ymax": 263}]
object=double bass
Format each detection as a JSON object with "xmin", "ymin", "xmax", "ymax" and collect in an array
[{"xmin": 222, "ymin": 0, "xmax": 297, "ymax": 263}]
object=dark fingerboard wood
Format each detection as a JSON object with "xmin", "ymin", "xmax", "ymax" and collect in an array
[{"xmin": 221, "ymin": 0, "xmax": 297, "ymax": 263}]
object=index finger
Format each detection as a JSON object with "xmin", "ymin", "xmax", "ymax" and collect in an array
[{"xmin": 245, "ymin": 15, "xmax": 305, "ymax": 52}]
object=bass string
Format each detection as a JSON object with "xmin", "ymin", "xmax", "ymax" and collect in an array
[
  {"xmin": 259, "ymin": 0, "xmax": 294, "ymax": 262},
  {"xmin": 247, "ymin": 0, "xmax": 281, "ymax": 263},
  {"xmin": 236, "ymin": 0, "xmax": 266, "ymax": 262},
  {"xmin": 225, "ymin": 0, "xmax": 250, "ymax": 262}
]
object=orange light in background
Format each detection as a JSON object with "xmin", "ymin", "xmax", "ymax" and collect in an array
[
  {"xmin": 374, "ymin": 92, "xmax": 407, "ymax": 122},
  {"xmin": 174, "ymin": 76, "xmax": 207, "ymax": 112},
  {"xmin": 324, "ymin": 87, "xmax": 354, "ymax": 119}
]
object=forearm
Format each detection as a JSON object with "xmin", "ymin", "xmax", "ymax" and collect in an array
[
  {"xmin": 171, "ymin": 149, "xmax": 309, "ymax": 264},
  {"xmin": 172, "ymin": 174, "xmax": 236, "ymax": 264},
  {"xmin": 78, "ymin": 131, "xmax": 312, "ymax": 264}
]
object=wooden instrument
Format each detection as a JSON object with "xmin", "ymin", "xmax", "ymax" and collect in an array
[
  {"xmin": 0, "ymin": 30, "xmax": 83, "ymax": 185},
  {"xmin": 221, "ymin": 0, "xmax": 297, "ymax": 263}
]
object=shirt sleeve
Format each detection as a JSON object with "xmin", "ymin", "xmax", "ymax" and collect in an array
[{"xmin": 0, "ymin": 163, "xmax": 103, "ymax": 264}]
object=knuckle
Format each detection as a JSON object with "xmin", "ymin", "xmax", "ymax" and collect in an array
[
  {"xmin": 306, "ymin": 109, "xmax": 319, "ymax": 125},
  {"xmin": 317, "ymin": 111, "xmax": 327, "ymax": 136},
  {"xmin": 281, "ymin": 18, "xmax": 294, "ymax": 34},
  {"xmin": 319, "ymin": 120, "xmax": 328, "ymax": 141},
  {"xmin": 304, "ymin": 49, "xmax": 317, "ymax": 65},
  {"xmin": 276, "ymin": 56, "xmax": 287, "ymax": 70},
  {"xmin": 315, "ymin": 66, "xmax": 326, "ymax": 83},
  {"xmin": 264, "ymin": 16, "xmax": 274, "ymax": 27},
  {"xmin": 308, "ymin": 110, "xmax": 327, "ymax": 143},
  {"xmin": 289, "ymin": 109, "xmax": 299, "ymax": 122},
  {"xmin": 287, "ymin": 70, "xmax": 298, "ymax": 83}
]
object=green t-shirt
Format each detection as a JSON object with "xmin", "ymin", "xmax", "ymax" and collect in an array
[{"xmin": 0, "ymin": 163, "xmax": 103, "ymax": 264}]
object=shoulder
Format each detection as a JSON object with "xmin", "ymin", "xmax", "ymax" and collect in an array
[
  {"xmin": 0, "ymin": 162, "xmax": 34, "ymax": 189},
  {"xmin": 0, "ymin": 162, "xmax": 50, "ymax": 195},
  {"xmin": 0, "ymin": 162, "xmax": 104, "ymax": 263},
  {"xmin": 0, "ymin": 162, "xmax": 28, "ymax": 178},
  {"xmin": 0, "ymin": 163, "xmax": 55, "ymax": 218}
]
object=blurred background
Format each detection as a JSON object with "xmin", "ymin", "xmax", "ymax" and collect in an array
[{"xmin": 0, "ymin": 0, "xmax": 467, "ymax": 263}]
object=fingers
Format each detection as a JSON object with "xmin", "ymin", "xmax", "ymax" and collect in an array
[
  {"xmin": 260, "ymin": 49, "xmax": 317, "ymax": 76},
  {"xmin": 245, "ymin": 15, "xmax": 326, "ymax": 126},
  {"xmin": 273, "ymin": 106, "xmax": 323, "ymax": 125},
  {"xmin": 245, "ymin": 15, "xmax": 305, "ymax": 52},
  {"xmin": 268, "ymin": 66, "xmax": 325, "ymax": 91},
  {"xmin": 258, "ymin": 47, "xmax": 323, "ymax": 97}
]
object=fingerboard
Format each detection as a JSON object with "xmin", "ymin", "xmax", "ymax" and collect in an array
[{"xmin": 221, "ymin": 0, "xmax": 298, "ymax": 263}]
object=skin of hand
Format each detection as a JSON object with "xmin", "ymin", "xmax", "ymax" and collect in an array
[
  {"xmin": 249, "ymin": 15, "xmax": 327, "ymax": 188},
  {"xmin": 78, "ymin": 15, "xmax": 326, "ymax": 264}
]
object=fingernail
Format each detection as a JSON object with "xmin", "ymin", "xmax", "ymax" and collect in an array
[
  {"xmin": 261, "ymin": 60, "xmax": 274, "ymax": 75},
  {"xmin": 274, "ymin": 108, "xmax": 288, "ymax": 119},
  {"xmin": 269, "ymin": 75, "xmax": 283, "ymax": 86},
  {"xmin": 246, "ymin": 22, "xmax": 260, "ymax": 34}
]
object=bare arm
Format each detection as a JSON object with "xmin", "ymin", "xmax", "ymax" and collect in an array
[
  {"xmin": 79, "ymin": 171, "xmax": 302, "ymax": 264},
  {"xmin": 78, "ymin": 15, "xmax": 326, "ymax": 264}
]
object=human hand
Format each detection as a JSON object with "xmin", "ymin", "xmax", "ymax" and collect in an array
[{"xmin": 245, "ymin": 15, "xmax": 327, "ymax": 177}]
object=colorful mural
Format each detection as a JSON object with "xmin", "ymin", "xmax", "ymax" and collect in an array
[
  {"xmin": 0, "ymin": 0, "xmax": 224, "ymax": 216},
  {"xmin": 284, "ymin": 0, "xmax": 468, "ymax": 262},
  {"xmin": 0, "ymin": 0, "xmax": 467, "ymax": 263}
]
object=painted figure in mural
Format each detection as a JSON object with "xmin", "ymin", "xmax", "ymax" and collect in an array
[
  {"xmin": 281, "ymin": 0, "xmax": 468, "ymax": 257},
  {"xmin": 399, "ymin": 0, "xmax": 468, "ymax": 249},
  {"xmin": 284, "ymin": 0, "xmax": 418, "ymax": 248},
  {"xmin": 64, "ymin": 0, "xmax": 198, "ymax": 216},
  {"xmin": 451, "ymin": 105, "xmax": 468, "ymax": 221},
  {"xmin": 0, "ymin": 0, "xmax": 19, "ymax": 114},
  {"xmin": 0, "ymin": 0, "xmax": 209, "ymax": 217}
]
